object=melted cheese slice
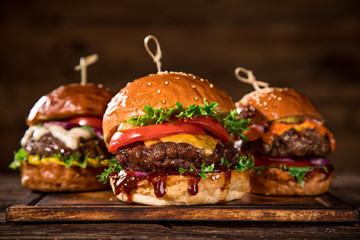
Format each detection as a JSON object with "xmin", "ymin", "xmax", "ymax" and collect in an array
[
  {"xmin": 262, "ymin": 120, "xmax": 336, "ymax": 151},
  {"xmin": 144, "ymin": 134, "xmax": 219, "ymax": 156},
  {"xmin": 27, "ymin": 155, "xmax": 108, "ymax": 168},
  {"xmin": 21, "ymin": 125, "xmax": 93, "ymax": 150}
]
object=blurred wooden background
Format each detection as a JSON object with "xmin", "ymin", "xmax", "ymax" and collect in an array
[{"xmin": 0, "ymin": 0, "xmax": 359, "ymax": 173}]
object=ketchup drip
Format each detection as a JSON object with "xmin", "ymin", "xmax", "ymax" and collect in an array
[
  {"xmin": 217, "ymin": 166, "xmax": 232, "ymax": 190},
  {"xmin": 110, "ymin": 166, "xmax": 233, "ymax": 203},
  {"xmin": 184, "ymin": 172, "xmax": 201, "ymax": 195},
  {"xmin": 148, "ymin": 170, "xmax": 172, "ymax": 197},
  {"xmin": 110, "ymin": 171, "xmax": 147, "ymax": 204}
]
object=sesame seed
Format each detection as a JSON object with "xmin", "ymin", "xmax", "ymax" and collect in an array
[
  {"xmin": 165, "ymin": 81, "xmax": 169, "ymax": 85},
  {"xmin": 200, "ymin": 79, "xmax": 204, "ymax": 82},
  {"xmin": 203, "ymin": 97, "xmax": 207, "ymax": 101},
  {"xmin": 278, "ymin": 97, "xmax": 282, "ymax": 101},
  {"xmin": 273, "ymin": 103, "xmax": 277, "ymax": 107},
  {"xmin": 194, "ymin": 97, "xmax": 199, "ymax": 100},
  {"xmin": 147, "ymin": 83, "xmax": 152, "ymax": 86},
  {"xmin": 157, "ymin": 90, "xmax": 161, "ymax": 94},
  {"xmin": 176, "ymin": 77, "xmax": 180, "ymax": 79},
  {"xmin": 264, "ymin": 107, "xmax": 269, "ymax": 111},
  {"xmin": 191, "ymin": 85, "xmax": 196, "ymax": 89},
  {"xmin": 162, "ymin": 100, "xmax": 166, "ymax": 104},
  {"xmin": 263, "ymin": 102, "xmax": 267, "ymax": 106},
  {"xmin": 209, "ymin": 84, "xmax": 214, "ymax": 88},
  {"xmin": 98, "ymin": 84, "xmax": 104, "ymax": 88}
]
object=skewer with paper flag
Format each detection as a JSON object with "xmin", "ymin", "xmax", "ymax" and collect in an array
[{"xmin": 74, "ymin": 54, "xmax": 99, "ymax": 85}]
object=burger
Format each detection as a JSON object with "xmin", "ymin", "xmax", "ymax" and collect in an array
[
  {"xmin": 236, "ymin": 87, "xmax": 335, "ymax": 196},
  {"xmin": 100, "ymin": 71, "xmax": 253, "ymax": 205},
  {"xmin": 10, "ymin": 83, "xmax": 114, "ymax": 192}
]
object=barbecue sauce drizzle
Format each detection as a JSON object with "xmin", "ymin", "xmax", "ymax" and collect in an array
[{"xmin": 110, "ymin": 166, "xmax": 232, "ymax": 204}]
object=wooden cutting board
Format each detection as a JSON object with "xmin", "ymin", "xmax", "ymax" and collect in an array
[{"xmin": 6, "ymin": 190, "xmax": 359, "ymax": 223}]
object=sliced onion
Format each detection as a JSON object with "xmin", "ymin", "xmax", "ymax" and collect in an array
[
  {"xmin": 122, "ymin": 171, "xmax": 147, "ymax": 176},
  {"xmin": 301, "ymin": 158, "xmax": 329, "ymax": 166},
  {"xmin": 263, "ymin": 156, "xmax": 329, "ymax": 166},
  {"xmin": 263, "ymin": 156, "xmax": 296, "ymax": 162},
  {"xmin": 93, "ymin": 127, "xmax": 104, "ymax": 137},
  {"xmin": 43, "ymin": 121, "xmax": 77, "ymax": 129}
]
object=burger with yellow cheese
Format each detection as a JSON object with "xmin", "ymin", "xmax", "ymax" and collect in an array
[
  {"xmin": 236, "ymin": 87, "xmax": 335, "ymax": 196},
  {"xmin": 99, "ymin": 71, "xmax": 253, "ymax": 205},
  {"xmin": 10, "ymin": 83, "xmax": 114, "ymax": 192}
]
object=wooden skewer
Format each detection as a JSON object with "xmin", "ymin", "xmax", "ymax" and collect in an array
[
  {"xmin": 74, "ymin": 54, "xmax": 99, "ymax": 85},
  {"xmin": 144, "ymin": 35, "xmax": 162, "ymax": 73},
  {"xmin": 235, "ymin": 67, "xmax": 269, "ymax": 91}
]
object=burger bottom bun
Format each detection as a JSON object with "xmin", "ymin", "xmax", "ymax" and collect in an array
[
  {"xmin": 110, "ymin": 170, "xmax": 249, "ymax": 205},
  {"xmin": 249, "ymin": 168, "xmax": 333, "ymax": 196},
  {"xmin": 21, "ymin": 162, "xmax": 108, "ymax": 192}
]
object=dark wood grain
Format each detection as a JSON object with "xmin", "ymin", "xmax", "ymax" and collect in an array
[
  {"xmin": 6, "ymin": 190, "xmax": 359, "ymax": 223},
  {"xmin": 1, "ymin": 173, "xmax": 360, "ymax": 239},
  {"xmin": 1, "ymin": 222, "xmax": 360, "ymax": 240}
]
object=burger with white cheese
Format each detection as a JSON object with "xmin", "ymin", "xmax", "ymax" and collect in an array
[
  {"xmin": 100, "ymin": 71, "xmax": 253, "ymax": 205},
  {"xmin": 10, "ymin": 83, "xmax": 114, "ymax": 192},
  {"xmin": 236, "ymin": 87, "xmax": 335, "ymax": 196}
]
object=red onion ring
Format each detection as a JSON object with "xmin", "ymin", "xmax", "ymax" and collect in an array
[
  {"xmin": 93, "ymin": 127, "xmax": 104, "ymax": 137},
  {"xmin": 43, "ymin": 121, "xmax": 77, "ymax": 129},
  {"xmin": 262, "ymin": 156, "xmax": 329, "ymax": 166},
  {"xmin": 301, "ymin": 158, "xmax": 329, "ymax": 166}
]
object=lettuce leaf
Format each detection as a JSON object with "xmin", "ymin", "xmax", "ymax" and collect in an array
[
  {"xmin": 97, "ymin": 157, "xmax": 123, "ymax": 183},
  {"xmin": 9, "ymin": 148, "xmax": 29, "ymax": 170},
  {"xmin": 127, "ymin": 100, "xmax": 250, "ymax": 140},
  {"xmin": 254, "ymin": 164, "xmax": 328, "ymax": 188}
]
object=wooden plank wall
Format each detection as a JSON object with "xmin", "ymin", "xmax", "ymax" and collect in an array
[{"xmin": 0, "ymin": 0, "xmax": 359, "ymax": 173}]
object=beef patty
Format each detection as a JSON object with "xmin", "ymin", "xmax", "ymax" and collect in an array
[
  {"xmin": 116, "ymin": 141, "xmax": 240, "ymax": 172},
  {"xmin": 24, "ymin": 133, "xmax": 112, "ymax": 159},
  {"xmin": 241, "ymin": 128, "xmax": 331, "ymax": 159}
]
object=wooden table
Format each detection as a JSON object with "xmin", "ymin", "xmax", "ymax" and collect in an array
[{"xmin": 1, "ymin": 173, "xmax": 359, "ymax": 239}]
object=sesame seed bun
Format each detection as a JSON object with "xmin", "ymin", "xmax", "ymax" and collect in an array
[
  {"xmin": 103, "ymin": 71, "xmax": 235, "ymax": 146},
  {"xmin": 27, "ymin": 83, "xmax": 114, "ymax": 126},
  {"xmin": 236, "ymin": 88, "xmax": 323, "ymax": 124}
]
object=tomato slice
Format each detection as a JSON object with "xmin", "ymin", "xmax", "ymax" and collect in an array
[
  {"xmin": 108, "ymin": 122, "xmax": 207, "ymax": 153},
  {"xmin": 179, "ymin": 116, "xmax": 230, "ymax": 143},
  {"xmin": 68, "ymin": 116, "xmax": 103, "ymax": 129},
  {"xmin": 254, "ymin": 157, "xmax": 315, "ymax": 168}
]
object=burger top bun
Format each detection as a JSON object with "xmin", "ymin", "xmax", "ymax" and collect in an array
[
  {"xmin": 27, "ymin": 83, "xmax": 114, "ymax": 126},
  {"xmin": 236, "ymin": 87, "xmax": 323, "ymax": 124},
  {"xmin": 103, "ymin": 71, "xmax": 235, "ymax": 145}
]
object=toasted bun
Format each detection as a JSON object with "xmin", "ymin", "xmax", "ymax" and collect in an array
[
  {"xmin": 21, "ymin": 162, "xmax": 108, "ymax": 192},
  {"xmin": 103, "ymin": 71, "xmax": 235, "ymax": 145},
  {"xmin": 110, "ymin": 170, "xmax": 249, "ymax": 205},
  {"xmin": 27, "ymin": 83, "xmax": 114, "ymax": 126},
  {"xmin": 249, "ymin": 168, "xmax": 333, "ymax": 196},
  {"xmin": 236, "ymin": 88, "xmax": 323, "ymax": 124}
]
